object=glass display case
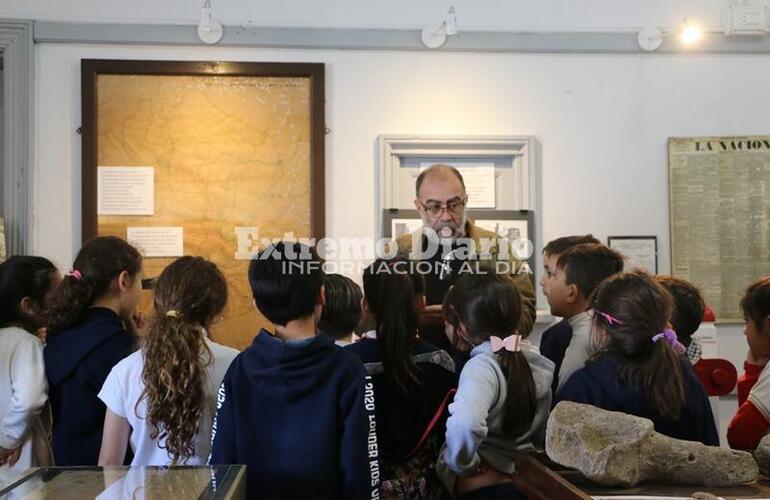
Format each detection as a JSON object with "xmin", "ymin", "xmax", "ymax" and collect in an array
[{"xmin": 0, "ymin": 465, "xmax": 245, "ymax": 499}]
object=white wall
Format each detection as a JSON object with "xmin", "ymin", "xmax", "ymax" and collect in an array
[
  {"xmin": 0, "ymin": 0, "xmax": 735, "ymax": 31},
  {"xmin": 33, "ymin": 43, "xmax": 770, "ymax": 273}
]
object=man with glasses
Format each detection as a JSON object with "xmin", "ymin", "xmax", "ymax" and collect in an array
[{"xmin": 393, "ymin": 164, "xmax": 536, "ymax": 350}]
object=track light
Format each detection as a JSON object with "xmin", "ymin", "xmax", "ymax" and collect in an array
[
  {"xmin": 197, "ymin": 0, "xmax": 224, "ymax": 45},
  {"xmin": 680, "ymin": 18, "xmax": 703, "ymax": 45},
  {"xmin": 421, "ymin": 7, "xmax": 458, "ymax": 49}
]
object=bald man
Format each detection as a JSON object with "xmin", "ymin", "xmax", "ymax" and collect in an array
[{"xmin": 393, "ymin": 164, "xmax": 537, "ymax": 349}]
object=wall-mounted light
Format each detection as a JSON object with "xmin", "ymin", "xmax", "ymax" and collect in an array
[
  {"xmin": 197, "ymin": 0, "xmax": 224, "ymax": 45},
  {"xmin": 680, "ymin": 18, "xmax": 703, "ymax": 45},
  {"xmin": 421, "ymin": 7, "xmax": 458, "ymax": 49}
]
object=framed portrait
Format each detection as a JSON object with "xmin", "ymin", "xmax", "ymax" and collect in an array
[{"xmin": 81, "ymin": 60, "xmax": 325, "ymax": 349}]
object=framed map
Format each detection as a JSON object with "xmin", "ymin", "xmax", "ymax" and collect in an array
[{"xmin": 81, "ymin": 60, "xmax": 325, "ymax": 349}]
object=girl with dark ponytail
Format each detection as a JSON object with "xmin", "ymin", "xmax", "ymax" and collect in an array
[
  {"xmin": 0, "ymin": 256, "xmax": 59, "ymax": 477},
  {"xmin": 438, "ymin": 269, "xmax": 554, "ymax": 500},
  {"xmin": 555, "ymin": 271, "xmax": 718, "ymax": 446},
  {"xmin": 98, "ymin": 256, "xmax": 238, "ymax": 465},
  {"xmin": 43, "ymin": 236, "xmax": 143, "ymax": 465},
  {"xmin": 347, "ymin": 259, "xmax": 457, "ymax": 499}
]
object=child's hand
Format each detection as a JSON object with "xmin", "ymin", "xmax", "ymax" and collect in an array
[
  {"xmin": 0, "ymin": 446, "xmax": 21, "ymax": 467},
  {"xmin": 746, "ymin": 349, "xmax": 770, "ymax": 367},
  {"xmin": 128, "ymin": 311, "xmax": 148, "ymax": 336},
  {"xmin": 0, "ymin": 446, "xmax": 10, "ymax": 465}
]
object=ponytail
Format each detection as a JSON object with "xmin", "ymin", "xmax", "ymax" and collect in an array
[
  {"xmin": 47, "ymin": 274, "xmax": 100, "ymax": 333},
  {"xmin": 642, "ymin": 341, "xmax": 685, "ymax": 421},
  {"xmin": 139, "ymin": 314, "xmax": 211, "ymax": 464},
  {"xmin": 48, "ymin": 236, "xmax": 141, "ymax": 333},
  {"xmin": 137, "ymin": 256, "xmax": 227, "ymax": 464},
  {"xmin": 498, "ymin": 350, "xmax": 537, "ymax": 436},
  {"xmin": 363, "ymin": 260, "xmax": 421, "ymax": 394}
]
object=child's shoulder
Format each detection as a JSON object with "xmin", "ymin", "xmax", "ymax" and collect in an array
[
  {"xmin": 330, "ymin": 344, "xmax": 367, "ymax": 374},
  {"xmin": 206, "ymin": 339, "xmax": 240, "ymax": 362},
  {"xmin": 0, "ymin": 326, "xmax": 41, "ymax": 346},
  {"xmin": 111, "ymin": 349, "xmax": 143, "ymax": 376}
]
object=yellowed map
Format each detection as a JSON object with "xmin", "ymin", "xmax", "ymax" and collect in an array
[{"xmin": 97, "ymin": 74, "xmax": 312, "ymax": 349}]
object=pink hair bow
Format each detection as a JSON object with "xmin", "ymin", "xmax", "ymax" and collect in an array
[
  {"xmin": 490, "ymin": 334, "xmax": 522, "ymax": 353},
  {"xmin": 652, "ymin": 328, "xmax": 687, "ymax": 355},
  {"xmin": 593, "ymin": 309, "xmax": 623, "ymax": 326},
  {"xmin": 67, "ymin": 270, "xmax": 82, "ymax": 281}
]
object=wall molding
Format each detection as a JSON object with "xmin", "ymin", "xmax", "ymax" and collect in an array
[
  {"xmin": 0, "ymin": 20, "xmax": 33, "ymax": 256},
  {"xmin": 34, "ymin": 21, "xmax": 770, "ymax": 54}
]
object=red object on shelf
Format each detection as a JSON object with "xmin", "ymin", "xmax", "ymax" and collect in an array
[
  {"xmin": 703, "ymin": 305, "xmax": 716, "ymax": 322},
  {"xmin": 693, "ymin": 358, "xmax": 738, "ymax": 396}
]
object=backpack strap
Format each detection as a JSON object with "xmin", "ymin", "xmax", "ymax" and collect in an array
[{"xmin": 406, "ymin": 387, "xmax": 457, "ymax": 458}]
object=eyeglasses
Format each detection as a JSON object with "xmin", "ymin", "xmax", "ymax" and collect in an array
[{"xmin": 418, "ymin": 197, "xmax": 467, "ymax": 216}]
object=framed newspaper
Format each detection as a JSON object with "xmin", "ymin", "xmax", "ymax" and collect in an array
[{"xmin": 669, "ymin": 136, "xmax": 770, "ymax": 321}]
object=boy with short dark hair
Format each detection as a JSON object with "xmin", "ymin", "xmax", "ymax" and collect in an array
[
  {"xmin": 318, "ymin": 274, "xmax": 363, "ymax": 346},
  {"xmin": 655, "ymin": 275, "xmax": 706, "ymax": 365},
  {"xmin": 209, "ymin": 242, "xmax": 379, "ymax": 500},
  {"xmin": 539, "ymin": 235, "xmax": 600, "ymax": 394},
  {"xmin": 544, "ymin": 242, "xmax": 624, "ymax": 392}
]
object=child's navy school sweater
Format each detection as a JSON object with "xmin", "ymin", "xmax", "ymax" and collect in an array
[
  {"xmin": 44, "ymin": 307, "xmax": 135, "ymax": 465},
  {"xmin": 555, "ymin": 355, "xmax": 719, "ymax": 446},
  {"xmin": 539, "ymin": 318, "xmax": 573, "ymax": 395},
  {"xmin": 209, "ymin": 330, "xmax": 379, "ymax": 500}
]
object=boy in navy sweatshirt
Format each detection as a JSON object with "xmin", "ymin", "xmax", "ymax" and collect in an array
[{"xmin": 209, "ymin": 242, "xmax": 379, "ymax": 500}]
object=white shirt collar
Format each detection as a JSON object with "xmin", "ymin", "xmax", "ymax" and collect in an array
[{"xmin": 361, "ymin": 330, "xmax": 377, "ymax": 340}]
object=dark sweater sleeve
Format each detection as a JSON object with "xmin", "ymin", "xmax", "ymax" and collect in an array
[
  {"xmin": 338, "ymin": 371, "xmax": 379, "ymax": 500},
  {"xmin": 696, "ymin": 384, "xmax": 720, "ymax": 446},
  {"xmin": 553, "ymin": 369, "xmax": 593, "ymax": 408},
  {"xmin": 209, "ymin": 376, "xmax": 236, "ymax": 465}
]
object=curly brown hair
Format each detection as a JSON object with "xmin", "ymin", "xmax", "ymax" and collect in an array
[{"xmin": 138, "ymin": 256, "xmax": 228, "ymax": 464}]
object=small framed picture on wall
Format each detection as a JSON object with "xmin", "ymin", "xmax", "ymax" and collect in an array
[{"xmin": 607, "ymin": 235, "xmax": 658, "ymax": 274}]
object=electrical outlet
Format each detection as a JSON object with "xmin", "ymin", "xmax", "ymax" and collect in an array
[{"xmin": 725, "ymin": 5, "xmax": 769, "ymax": 35}]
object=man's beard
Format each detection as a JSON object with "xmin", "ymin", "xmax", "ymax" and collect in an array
[{"xmin": 421, "ymin": 213, "xmax": 467, "ymax": 241}]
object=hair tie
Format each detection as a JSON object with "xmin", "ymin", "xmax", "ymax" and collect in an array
[
  {"xmin": 67, "ymin": 270, "xmax": 82, "ymax": 281},
  {"xmin": 593, "ymin": 309, "xmax": 624, "ymax": 326},
  {"xmin": 165, "ymin": 310, "xmax": 181, "ymax": 318},
  {"xmin": 490, "ymin": 334, "xmax": 522, "ymax": 353},
  {"xmin": 652, "ymin": 328, "xmax": 687, "ymax": 354}
]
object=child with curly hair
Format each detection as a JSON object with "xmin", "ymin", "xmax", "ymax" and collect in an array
[{"xmin": 97, "ymin": 256, "xmax": 238, "ymax": 465}]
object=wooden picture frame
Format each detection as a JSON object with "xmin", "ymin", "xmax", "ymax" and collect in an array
[
  {"xmin": 81, "ymin": 59, "xmax": 325, "ymax": 241},
  {"xmin": 80, "ymin": 59, "xmax": 325, "ymax": 349}
]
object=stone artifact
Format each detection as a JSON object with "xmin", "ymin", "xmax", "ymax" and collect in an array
[
  {"xmin": 753, "ymin": 434, "xmax": 770, "ymax": 476},
  {"xmin": 546, "ymin": 401, "xmax": 758, "ymax": 487}
]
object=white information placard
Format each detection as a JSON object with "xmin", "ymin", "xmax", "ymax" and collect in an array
[
  {"xmin": 127, "ymin": 227, "xmax": 184, "ymax": 257},
  {"xmin": 98, "ymin": 166, "xmax": 154, "ymax": 215}
]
